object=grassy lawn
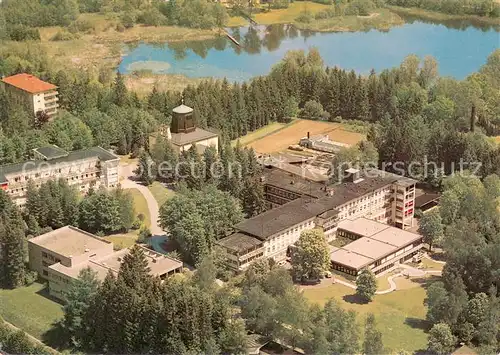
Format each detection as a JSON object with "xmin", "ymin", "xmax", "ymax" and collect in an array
[
  {"xmin": 129, "ymin": 188, "xmax": 151, "ymax": 227},
  {"xmin": 103, "ymin": 233, "xmax": 138, "ymax": 249},
  {"xmin": 295, "ymin": 8, "xmax": 404, "ymax": 32},
  {"xmin": 253, "ymin": 2, "xmax": 331, "ymax": 24},
  {"xmin": 148, "ymin": 181, "xmax": 176, "ymax": 208},
  {"xmin": 388, "ymin": 5, "xmax": 500, "ymax": 25},
  {"xmin": 0, "ymin": 283, "xmax": 63, "ymax": 340},
  {"xmin": 232, "ymin": 121, "xmax": 295, "ymax": 147},
  {"xmin": 303, "ymin": 277, "xmax": 433, "ymax": 352}
]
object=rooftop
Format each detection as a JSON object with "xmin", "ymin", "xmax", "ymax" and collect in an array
[
  {"xmin": 262, "ymin": 166, "xmax": 330, "ymax": 199},
  {"xmin": 33, "ymin": 145, "xmax": 68, "ymax": 160},
  {"xmin": 338, "ymin": 217, "xmax": 390, "ymax": 238},
  {"xmin": 329, "ymin": 248, "xmax": 375, "ymax": 269},
  {"xmin": 0, "ymin": 146, "xmax": 118, "ymax": 183},
  {"xmin": 170, "ymin": 127, "xmax": 218, "ymax": 146},
  {"xmin": 217, "ymin": 232, "xmax": 263, "ymax": 253},
  {"xmin": 28, "ymin": 226, "xmax": 111, "ymax": 258},
  {"xmin": 172, "ymin": 104, "xmax": 194, "ymax": 114},
  {"xmin": 262, "ymin": 160, "xmax": 328, "ymax": 183},
  {"xmin": 235, "ymin": 197, "xmax": 339, "ymax": 239},
  {"xmin": 1, "ymin": 73, "xmax": 57, "ymax": 94},
  {"xmin": 338, "ymin": 217, "xmax": 422, "ymax": 247},
  {"xmin": 331, "ymin": 218, "xmax": 423, "ymax": 270},
  {"xmin": 342, "ymin": 237, "xmax": 396, "ymax": 260},
  {"xmin": 49, "ymin": 245, "xmax": 183, "ymax": 280}
]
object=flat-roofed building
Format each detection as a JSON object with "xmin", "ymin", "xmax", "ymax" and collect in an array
[
  {"xmin": 28, "ymin": 226, "xmax": 114, "ymax": 281},
  {"xmin": 29, "ymin": 226, "xmax": 183, "ymax": 300},
  {"xmin": 1, "ymin": 73, "xmax": 59, "ymax": 118},
  {"xmin": 330, "ymin": 217, "xmax": 423, "ymax": 277},
  {"xmin": 0, "ymin": 145, "xmax": 119, "ymax": 205}
]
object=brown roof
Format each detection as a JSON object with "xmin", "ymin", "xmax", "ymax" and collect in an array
[
  {"xmin": 29, "ymin": 226, "xmax": 111, "ymax": 257},
  {"xmin": 2, "ymin": 73, "xmax": 57, "ymax": 94},
  {"xmin": 217, "ymin": 232, "xmax": 263, "ymax": 252},
  {"xmin": 235, "ymin": 197, "xmax": 338, "ymax": 239},
  {"xmin": 170, "ymin": 127, "xmax": 218, "ymax": 146}
]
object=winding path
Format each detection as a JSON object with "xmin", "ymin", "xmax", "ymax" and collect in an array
[
  {"xmin": 119, "ymin": 163, "xmax": 164, "ymax": 236},
  {"xmin": 332, "ymin": 261, "xmax": 443, "ymax": 295}
]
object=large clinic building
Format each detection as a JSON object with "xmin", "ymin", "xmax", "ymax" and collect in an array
[{"xmin": 217, "ymin": 167, "xmax": 419, "ymax": 272}]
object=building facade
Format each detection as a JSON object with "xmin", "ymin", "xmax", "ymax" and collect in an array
[
  {"xmin": 28, "ymin": 226, "xmax": 183, "ymax": 301},
  {"xmin": 1, "ymin": 73, "xmax": 59, "ymax": 118},
  {"xmin": 167, "ymin": 103, "xmax": 219, "ymax": 153},
  {"xmin": 0, "ymin": 146, "xmax": 119, "ymax": 205},
  {"xmin": 331, "ymin": 217, "xmax": 424, "ymax": 277},
  {"xmin": 218, "ymin": 167, "xmax": 418, "ymax": 271}
]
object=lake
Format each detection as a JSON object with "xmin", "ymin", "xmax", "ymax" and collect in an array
[{"xmin": 119, "ymin": 19, "xmax": 500, "ymax": 81}]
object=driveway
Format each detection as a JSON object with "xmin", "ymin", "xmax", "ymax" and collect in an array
[{"xmin": 119, "ymin": 162, "xmax": 164, "ymax": 236}]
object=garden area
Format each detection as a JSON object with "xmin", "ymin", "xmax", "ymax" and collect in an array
[
  {"xmin": 0, "ymin": 283, "xmax": 63, "ymax": 341},
  {"xmin": 302, "ymin": 275, "xmax": 439, "ymax": 352}
]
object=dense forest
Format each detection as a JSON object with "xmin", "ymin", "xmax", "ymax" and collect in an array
[
  {"xmin": 1, "ymin": 45, "xmax": 499, "ymax": 181},
  {"xmin": 0, "ymin": 0, "xmax": 229, "ymax": 41},
  {"xmin": 423, "ymin": 174, "xmax": 500, "ymax": 353}
]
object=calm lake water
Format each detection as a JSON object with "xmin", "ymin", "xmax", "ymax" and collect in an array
[{"xmin": 119, "ymin": 18, "xmax": 499, "ymax": 81}]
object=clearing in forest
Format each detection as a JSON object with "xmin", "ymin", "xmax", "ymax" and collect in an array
[{"xmin": 247, "ymin": 119, "xmax": 365, "ymax": 154}]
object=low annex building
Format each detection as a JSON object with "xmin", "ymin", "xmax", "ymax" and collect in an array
[
  {"xmin": 0, "ymin": 145, "xmax": 119, "ymax": 205},
  {"xmin": 1, "ymin": 73, "xmax": 59, "ymax": 118},
  {"xmin": 330, "ymin": 217, "xmax": 423, "ymax": 277},
  {"xmin": 28, "ymin": 226, "xmax": 183, "ymax": 301}
]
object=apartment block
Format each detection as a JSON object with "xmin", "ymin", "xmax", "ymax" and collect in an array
[
  {"xmin": 28, "ymin": 226, "xmax": 183, "ymax": 301},
  {"xmin": 1, "ymin": 73, "xmax": 59, "ymax": 118},
  {"xmin": 0, "ymin": 145, "xmax": 119, "ymax": 205}
]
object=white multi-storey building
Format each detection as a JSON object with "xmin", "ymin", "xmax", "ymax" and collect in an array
[
  {"xmin": 217, "ymin": 167, "xmax": 417, "ymax": 271},
  {"xmin": 1, "ymin": 73, "xmax": 59, "ymax": 118},
  {"xmin": 0, "ymin": 145, "xmax": 119, "ymax": 205}
]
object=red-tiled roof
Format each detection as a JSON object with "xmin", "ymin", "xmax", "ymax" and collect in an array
[{"xmin": 1, "ymin": 73, "xmax": 57, "ymax": 94}]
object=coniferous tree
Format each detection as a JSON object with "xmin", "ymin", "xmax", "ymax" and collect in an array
[
  {"xmin": 63, "ymin": 268, "xmax": 100, "ymax": 346},
  {"xmin": 113, "ymin": 72, "xmax": 128, "ymax": 107},
  {"xmin": 0, "ymin": 208, "xmax": 26, "ymax": 289},
  {"xmin": 363, "ymin": 314, "xmax": 384, "ymax": 355},
  {"xmin": 241, "ymin": 177, "xmax": 267, "ymax": 218},
  {"xmin": 118, "ymin": 245, "xmax": 151, "ymax": 291}
]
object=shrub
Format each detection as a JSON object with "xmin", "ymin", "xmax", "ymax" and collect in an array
[
  {"xmin": 345, "ymin": 0, "xmax": 375, "ymax": 16},
  {"xmin": 8, "ymin": 25, "xmax": 41, "ymax": 41},
  {"xmin": 116, "ymin": 23, "xmax": 125, "ymax": 32},
  {"xmin": 50, "ymin": 30, "xmax": 77, "ymax": 41},
  {"xmin": 296, "ymin": 11, "xmax": 314, "ymax": 23}
]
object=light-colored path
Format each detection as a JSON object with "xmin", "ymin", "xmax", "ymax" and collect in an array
[
  {"xmin": 332, "ymin": 262, "xmax": 443, "ymax": 295},
  {"xmin": 120, "ymin": 163, "xmax": 164, "ymax": 236}
]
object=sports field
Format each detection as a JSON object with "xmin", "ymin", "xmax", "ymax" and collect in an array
[{"xmin": 246, "ymin": 119, "xmax": 365, "ymax": 154}]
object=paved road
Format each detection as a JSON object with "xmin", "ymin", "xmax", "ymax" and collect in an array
[{"xmin": 119, "ymin": 163, "xmax": 164, "ymax": 236}]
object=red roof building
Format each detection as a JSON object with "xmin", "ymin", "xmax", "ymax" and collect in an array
[{"xmin": 1, "ymin": 73, "xmax": 57, "ymax": 94}]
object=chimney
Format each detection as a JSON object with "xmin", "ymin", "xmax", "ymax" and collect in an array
[
  {"xmin": 343, "ymin": 168, "xmax": 361, "ymax": 183},
  {"xmin": 307, "ymin": 132, "xmax": 310, "ymax": 139},
  {"xmin": 470, "ymin": 104, "xmax": 476, "ymax": 132}
]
